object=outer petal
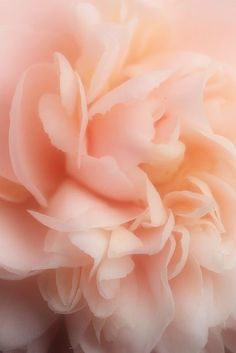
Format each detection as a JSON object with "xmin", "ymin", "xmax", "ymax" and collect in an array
[
  {"xmin": 166, "ymin": 0, "xmax": 236, "ymax": 65},
  {"xmin": 0, "ymin": 200, "xmax": 63, "ymax": 276},
  {"xmin": 158, "ymin": 258, "xmax": 208, "ymax": 353},
  {"xmin": 103, "ymin": 242, "xmax": 174, "ymax": 353},
  {"xmin": 0, "ymin": 11, "xmax": 76, "ymax": 182},
  {"xmin": 0, "ymin": 277, "xmax": 56, "ymax": 351},
  {"xmin": 9, "ymin": 64, "xmax": 64, "ymax": 206}
]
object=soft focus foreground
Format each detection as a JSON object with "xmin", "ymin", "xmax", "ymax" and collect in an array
[{"xmin": 1, "ymin": 1, "xmax": 236, "ymax": 352}]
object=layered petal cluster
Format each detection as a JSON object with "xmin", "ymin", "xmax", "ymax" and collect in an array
[{"xmin": 1, "ymin": 1, "xmax": 236, "ymax": 352}]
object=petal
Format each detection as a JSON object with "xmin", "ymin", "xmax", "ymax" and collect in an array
[
  {"xmin": 85, "ymin": 22, "xmax": 135, "ymax": 103},
  {"xmin": 9, "ymin": 63, "xmax": 64, "ymax": 207},
  {"xmin": 97, "ymin": 257, "xmax": 134, "ymax": 299},
  {"xmin": 168, "ymin": 226, "xmax": 190, "ymax": 279},
  {"xmin": 104, "ymin": 242, "xmax": 174, "ymax": 353},
  {"xmin": 39, "ymin": 54, "xmax": 88, "ymax": 161},
  {"xmin": 66, "ymin": 307, "xmax": 92, "ymax": 349},
  {"xmin": 0, "ymin": 21, "xmax": 76, "ymax": 183},
  {"xmin": 203, "ymin": 328, "xmax": 224, "ymax": 353},
  {"xmin": 190, "ymin": 223, "xmax": 225, "ymax": 272},
  {"xmin": 166, "ymin": 69, "xmax": 213, "ymax": 133},
  {"xmin": 67, "ymin": 155, "xmax": 139, "ymax": 202},
  {"xmin": 146, "ymin": 178, "xmax": 167, "ymax": 226},
  {"xmin": 81, "ymin": 269, "xmax": 118, "ymax": 319},
  {"xmin": 136, "ymin": 210, "xmax": 174, "ymax": 255},
  {"xmin": 89, "ymin": 69, "xmax": 172, "ymax": 117},
  {"xmin": 0, "ymin": 278, "xmax": 56, "ymax": 351},
  {"xmin": 39, "ymin": 94, "xmax": 78, "ymax": 153},
  {"xmin": 39, "ymin": 268, "xmax": 83, "ymax": 314},
  {"xmin": 30, "ymin": 180, "xmax": 142, "ymax": 232},
  {"xmin": 70, "ymin": 229, "xmax": 108, "ymax": 274},
  {"xmin": 88, "ymin": 100, "xmax": 155, "ymax": 168},
  {"xmin": 158, "ymin": 258, "xmax": 208, "ymax": 353},
  {"xmin": 108, "ymin": 227, "xmax": 142, "ymax": 258},
  {"xmin": 167, "ymin": 0, "xmax": 236, "ymax": 65},
  {"xmin": 0, "ymin": 200, "xmax": 62, "ymax": 276},
  {"xmin": 0, "ymin": 0, "xmax": 76, "ymax": 33},
  {"xmin": 0, "ymin": 176, "xmax": 29, "ymax": 203}
]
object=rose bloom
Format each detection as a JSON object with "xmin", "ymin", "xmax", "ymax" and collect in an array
[{"xmin": 2, "ymin": 0, "xmax": 236, "ymax": 352}]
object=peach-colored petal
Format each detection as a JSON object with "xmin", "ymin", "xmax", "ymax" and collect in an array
[
  {"xmin": 205, "ymin": 66, "xmax": 236, "ymax": 146},
  {"xmin": 0, "ymin": 0, "xmax": 76, "ymax": 33},
  {"xmin": 89, "ymin": 69, "xmax": 171, "ymax": 118},
  {"xmin": 30, "ymin": 180, "xmax": 142, "ymax": 232},
  {"xmin": 0, "ymin": 278, "xmax": 56, "ymax": 351},
  {"xmin": 158, "ymin": 258, "xmax": 208, "ymax": 353},
  {"xmin": 44, "ymin": 230, "xmax": 90, "ymax": 268},
  {"xmin": 39, "ymin": 268, "xmax": 83, "ymax": 314},
  {"xmin": 164, "ymin": 187, "xmax": 217, "ymax": 220},
  {"xmin": 74, "ymin": 0, "xmax": 136, "ymax": 102},
  {"xmin": 70, "ymin": 229, "xmax": 108, "ymax": 274},
  {"xmin": 166, "ymin": 69, "xmax": 213, "ymax": 133},
  {"xmin": 9, "ymin": 63, "xmax": 64, "ymax": 206},
  {"xmin": 66, "ymin": 307, "xmax": 92, "ymax": 351},
  {"xmin": 135, "ymin": 210, "xmax": 174, "ymax": 255},
  {"xmin": 142, "ymin": 140, "xmax": 185, "ymax": 184},
  {"xmin": 56, "ymin": 52, "xmax": 78, "ymax": 116},
  {"xmin": 81, "ymin": 269, "xmax": 118, "ymax": 319},
  {"xmin": 200, "ymin": 173, "xmax": 236, "ymax": 239},
  {"xmin": 0, "ymin": 176, "xmax": 29, "ymax": 203},
  {"xmin": 108, "ymin": 227, "xmax": 142, "ymax": 258},
  {"xmin": 167, "ymin": 0, "xmax": 236, "ymax": 65},
  {"xmin": 168, "ymin": 226, "xmax": 189, "ymax": 280},
  {"xmin": 67, "ymin": 155, "xmax": 139, "ymax": 202},
  {"xmin": 88, "ymin": 101, "xmax": 155, "ymax": 168},
  {"xmin": 39, "ymin": 53, "xmax": 88, "ymax": 162},
  {"xmin": 203, "ymin": 328, "xmax": 225, "ymax": 353},
  {"xmin": 97, "ymin": 257, "xmax": 134, "ymax": 300},
  {"xmin": 146, "ymin": 178, "xmax": 167, "ymax": 226},
  {"xmin": 85, "ymin": 21, "xmax": 135, "ymax": 103},
  {"xmin": 0, "ymin": 28, "xmax": 70, "ymax": 184},
  {"xmin": 104, "ymin": 242, "xmax": 174, "ymax": 353},
  {"xmin": 0, "ymin": 200, "xmax": 63, "ymax": 276},
  {"xmin": 39, "ymin": 94, "xmax": 78, "ymax": 154},
  {"xmin": 190, "ymin": 223, "xmax": 225, "ymax": 273},
  {"xmin": 223, "ymin": 327, "xmax": 236, "ymax": 353},
  {"xmin": 26, "ymin": 324, "xmax": 58, "ymax": 353}
]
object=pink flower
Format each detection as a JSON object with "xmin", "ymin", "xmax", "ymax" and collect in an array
[{"xmin": 1, "ymin": 0, "xmax": 236, "ymax": 352}]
